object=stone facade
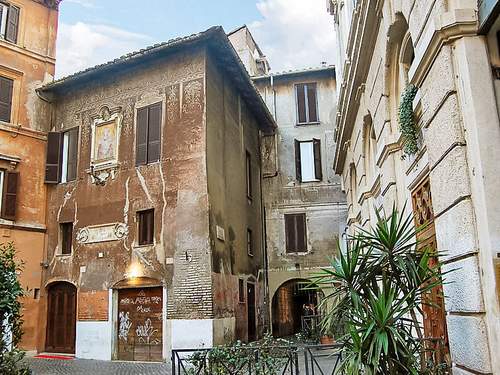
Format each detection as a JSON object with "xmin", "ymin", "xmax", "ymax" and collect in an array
[
  {"xmin": 329, "ymin": 0, "xmax": 500, "ymax": 373},
  {"xmin": 38, "ymin": 28, "xmax": 275, "ymax": 361},
  {"xmin": 0, "ymin": 0, "xmax": 58, "ymax": 352},
  {"xmin": 229, "ymin": 26, "xmax": 347, "ymax": 336}
]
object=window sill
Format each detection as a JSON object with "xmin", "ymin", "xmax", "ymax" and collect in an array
[
  {"xmin": 285, "ymin": 251, "xmax": 309, "ymax": 255},
  {"xmin": 299, "ymin": 179, "xmax": 321, "ymax": 183},
  {"xmin": 296, "ymin": 122, "xmax": 320, "ymax": 126},
  {"xmin": 56, "ymin": 253, "xmax": 72, "ymax": 258},
  {"xmin": 133, "ymin": 243, "xmax": 155, "ymax": 249}
]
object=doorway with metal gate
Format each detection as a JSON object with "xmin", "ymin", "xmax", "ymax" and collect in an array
[{"xmin": 271, "ymin": 279, "xmax": 320, "ymax": 338}]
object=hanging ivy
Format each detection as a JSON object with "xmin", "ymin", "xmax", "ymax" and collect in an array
[{"xmin": 398, "ymin": 84, "xmax": 418, "ymax": 156}]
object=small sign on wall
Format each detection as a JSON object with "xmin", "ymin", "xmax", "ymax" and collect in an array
[{"xmin": 216, "ymin": 225, "xmax": 225, "ymax": 241}]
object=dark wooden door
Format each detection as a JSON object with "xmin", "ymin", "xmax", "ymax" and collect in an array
[
  {"xmin": 117, "ymin": 287, "xmax": 163, "ymax": 362},
  {"xmin": 46, "ymin": 282, "xmax": 77, "ymax": 353},
  {"xmin": 247, "ymin": 283, "xmax": 256, "ymax": 342},
  {"xmin": 411, "ymin": 178, "xmax": 449, "ymax": 356}
]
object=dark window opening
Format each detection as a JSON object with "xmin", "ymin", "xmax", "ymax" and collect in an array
[
  {"xmin": 138, "ymin": 209, "xmax": 154, "ymax": 245},
  {"xmin": 247, "ymin": 228, "xmax": 253, "ymax": 256},
  {"xmin": 285, "ymin": 213, "xmax": 307, "ymax": 253},
  {"xmin": 295, "ymin": 83, "xmax": 318, "ymax": 124},
  {"xmin": 60, "ymin": 222, "xmax": 73, "ymax": 255},
  {"xmin": 246, "ymin": 151, "xmax": 252, "ymax": 199},
  {"xmin": 136, "ymin": 103, "xmax": 162, "ymax": 166},
  {"xmin": 238, "ymin": 279, "xmax": 245, "ymax": 303}
]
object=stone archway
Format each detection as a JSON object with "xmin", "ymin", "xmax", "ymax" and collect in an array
[{"xmin": 271, "ymin": 279, "xmax": 321, "ymax": 338}]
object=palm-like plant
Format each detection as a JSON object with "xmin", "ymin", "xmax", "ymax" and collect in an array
[{"xmin": 312, "ymin": 206, "xmax": 448, "ymax": 374}]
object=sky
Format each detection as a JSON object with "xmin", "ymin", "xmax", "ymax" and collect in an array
[{"xmin": 56, "ymin": 0, "xmax": 336, "ymax": 78}]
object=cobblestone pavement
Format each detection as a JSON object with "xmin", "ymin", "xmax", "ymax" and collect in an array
[{"xmin": 26, "ymin": 357, "xmax": 171, "ymax": 375}]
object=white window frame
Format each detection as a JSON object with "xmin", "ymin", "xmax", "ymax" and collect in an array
[
  {"xmin": 0, "ymin": 3, "xmax": 8, "ymax": 39},
  {"xmin": 60, "ymin": 130, "xmax": 70, "ymax": 183},
  {"xmin": 299, "ymin": 141, "xmax": 318, "ymax": 182}
]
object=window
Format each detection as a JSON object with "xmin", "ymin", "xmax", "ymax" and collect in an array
[
  {"xmin": 247, "ymin": 228, "xmax": 253, "ymax": 256},
  {"xmin": 0, "ymin": 75, "xmax": 13, "ymax": 123},
  {"xmin": 60, "ymin": 222, "xmax": 73, "ymax": 255},
  {"xmin": 45, "ymin": 128, "xmax": 78, "ymax": 184},
  {"xmin": 238, "ymin": 279, "xmax": 245, "ymax": 303},
  {"xmin": 295, "ymin": 83, "xmax": 318, "ymax": 124},
  {"xmin": 0, "ymin": 169, "xmax": 18, "ymax": 221},
  {"xmin": 136, "ymin": 103, "xmax": 162, "ymax": 166},
  {"xmin": 284, "ymin": 213, "xmax": 307, "ymax": 253},
  {"xmin": 294, "ymin": 139, "xmax": 322, "ymax": 182},
  {"xmin": 0, "ymin": 3, "xmax": 19, "ymax": 43},
  {"xmin": 246, "ymin": 151, "xmax": 252, "ymax": 199},
  {"xmin": 138, "ymin": 209, "xmax": 154, "ymax": 245}
]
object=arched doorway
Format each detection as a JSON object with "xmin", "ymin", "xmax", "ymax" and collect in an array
[
  {"xmin": 271, "ymin": 279, "xmax": 321, "ymax": 338},
  {"xmin": 45, "ymin": 282, "xmax": 77, "ymax": 353}
]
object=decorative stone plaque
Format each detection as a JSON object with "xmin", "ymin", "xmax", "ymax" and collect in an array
[{"xmin": 76, "ymin": 223, "xmax": 128, "ymax": 244}]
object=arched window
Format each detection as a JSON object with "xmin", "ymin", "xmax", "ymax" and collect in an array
[
  {"xmin": 387, "ymin": 15, "xmax": 415, "ymax": 133},
  {"xmin": 363, "ymin": 115, "xmax": 377, "ymax": 186},
  {"xmin": 349, "ymin": 163, "xmax": 358, "ymax": 213}
]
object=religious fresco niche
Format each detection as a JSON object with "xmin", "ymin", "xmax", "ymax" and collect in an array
[{"xmin": 89, "ymin": 106, "xmax": 123, "ymax": 185}]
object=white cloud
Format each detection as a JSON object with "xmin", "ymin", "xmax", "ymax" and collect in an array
[
  {"xmin": 55, "ymin": 22, "xmax": 152, "ymax": 78},
  {"xmin": 64, "ymin": 0, "xmax": 97, "ymax": 9},
  {"xmin": 249, "ymin": 0, "xmax": 336, "ymax": 72}
]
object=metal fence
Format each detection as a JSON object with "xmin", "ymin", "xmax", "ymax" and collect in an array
[
  {"xmin": 172, "ymin": 339, "xmax": 448, "ymax": 375},
  {"xmin": 172, "ymin": 346, "xmax": 300, "ymax": 375}
]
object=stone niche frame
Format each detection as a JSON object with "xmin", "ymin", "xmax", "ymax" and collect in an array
[{"xmin": 88, "ymin": 106, "xmax": 123, "ymax": 185}]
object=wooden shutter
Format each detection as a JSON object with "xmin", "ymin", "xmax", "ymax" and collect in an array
[
  {"xmin": 6, "ymin": 5, "xmax": 19, "ymax": 44},
  {"xmin": 0, "ymin": 76, "xmax": 13, "ymax": 123},
  {"xmin": 136, "ymin": 107, "xmax": 148, "ymax": 166},
  {"xmin": 147, "ymin": 103, "xmax": 161, "ymax": 163},
  {"xmin": 313, "ymin": 138, "xmax": 322, "ymax": 181},
  {"xmin": 296, "ymin": 84, "xmax": 307, "ymax": 123},
  {"xmin": 294, "ymin": 139, "xmax": 302, "ymax": 182},
  {"xmin": 45, "ymin": 132, "xmax": 62, "ymax": 184},
  {"xmin": 296, "ymin": 214, "xmax": 307, "ymax": 252},
  {"xmin": 1, "ymin": 171, "xmax": 18, "ymax": 220},
  {"xmin": 307, "ymin": 83, "xmax": 318, "ymax": 122},
  {"xmin": 285, "ymin": 213, "xmax": 307, "ymax": 253},
  {"xmin": 66, "ymin": 128, "xmax": 78, "ymax": 181},
  {"xmin": 285, "ymin": 214, "xmax": 296, "ymax": 252}
]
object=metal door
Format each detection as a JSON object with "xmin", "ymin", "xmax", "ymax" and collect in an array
[{"xmin": 117, "ymin": 287, "xmax": 163, "ymax": 361}]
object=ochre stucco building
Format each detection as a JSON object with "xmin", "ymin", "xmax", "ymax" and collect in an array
[{"xmin": 0, "ymin": 0, "xmax": 59, "ymax": 352}]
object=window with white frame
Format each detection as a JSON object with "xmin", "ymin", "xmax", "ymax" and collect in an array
[
  {"xmin": 294, "ymin": 139, "xmax": 322, "ymax": 182},
  {"xmin": 0, "ymin": 2, "xmax": 20, "ymax": 43}
]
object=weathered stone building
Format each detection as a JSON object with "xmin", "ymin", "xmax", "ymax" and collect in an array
[
  {"xmin": 329, "ymin": 0, "xmax": 500, "ymax": 373},
  {"xmin": 229, "ymin": 26, "xmax": 347, "ymax": 338},
  {"xmin": 0, "ymin": 0, "xmax": 59, "ymax": 352},
  {"xmin": 37, "ymin": 27, "xmax": 276, "ymax": 361}
]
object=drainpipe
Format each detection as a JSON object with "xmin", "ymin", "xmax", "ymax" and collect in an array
[{"xmin": 258, "ymin": 131, "xmax": 271, "ymax": 334}]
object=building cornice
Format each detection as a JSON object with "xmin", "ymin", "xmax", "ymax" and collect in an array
[
  {"xmin": 409, "ymin": 8, "xmax": 478, "ymax": 87},
  {"xmin": 333, "ymin": 0, "xmax": 383, "ymax": 174},
  {"xmin": 333, "ymin": 4, "xmax": 479, "ymax": 175}
]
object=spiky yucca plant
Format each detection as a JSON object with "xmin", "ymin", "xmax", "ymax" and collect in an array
[{"xmin": 311, "ymin": 206, "xmax": 448, "ymax": 374}]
